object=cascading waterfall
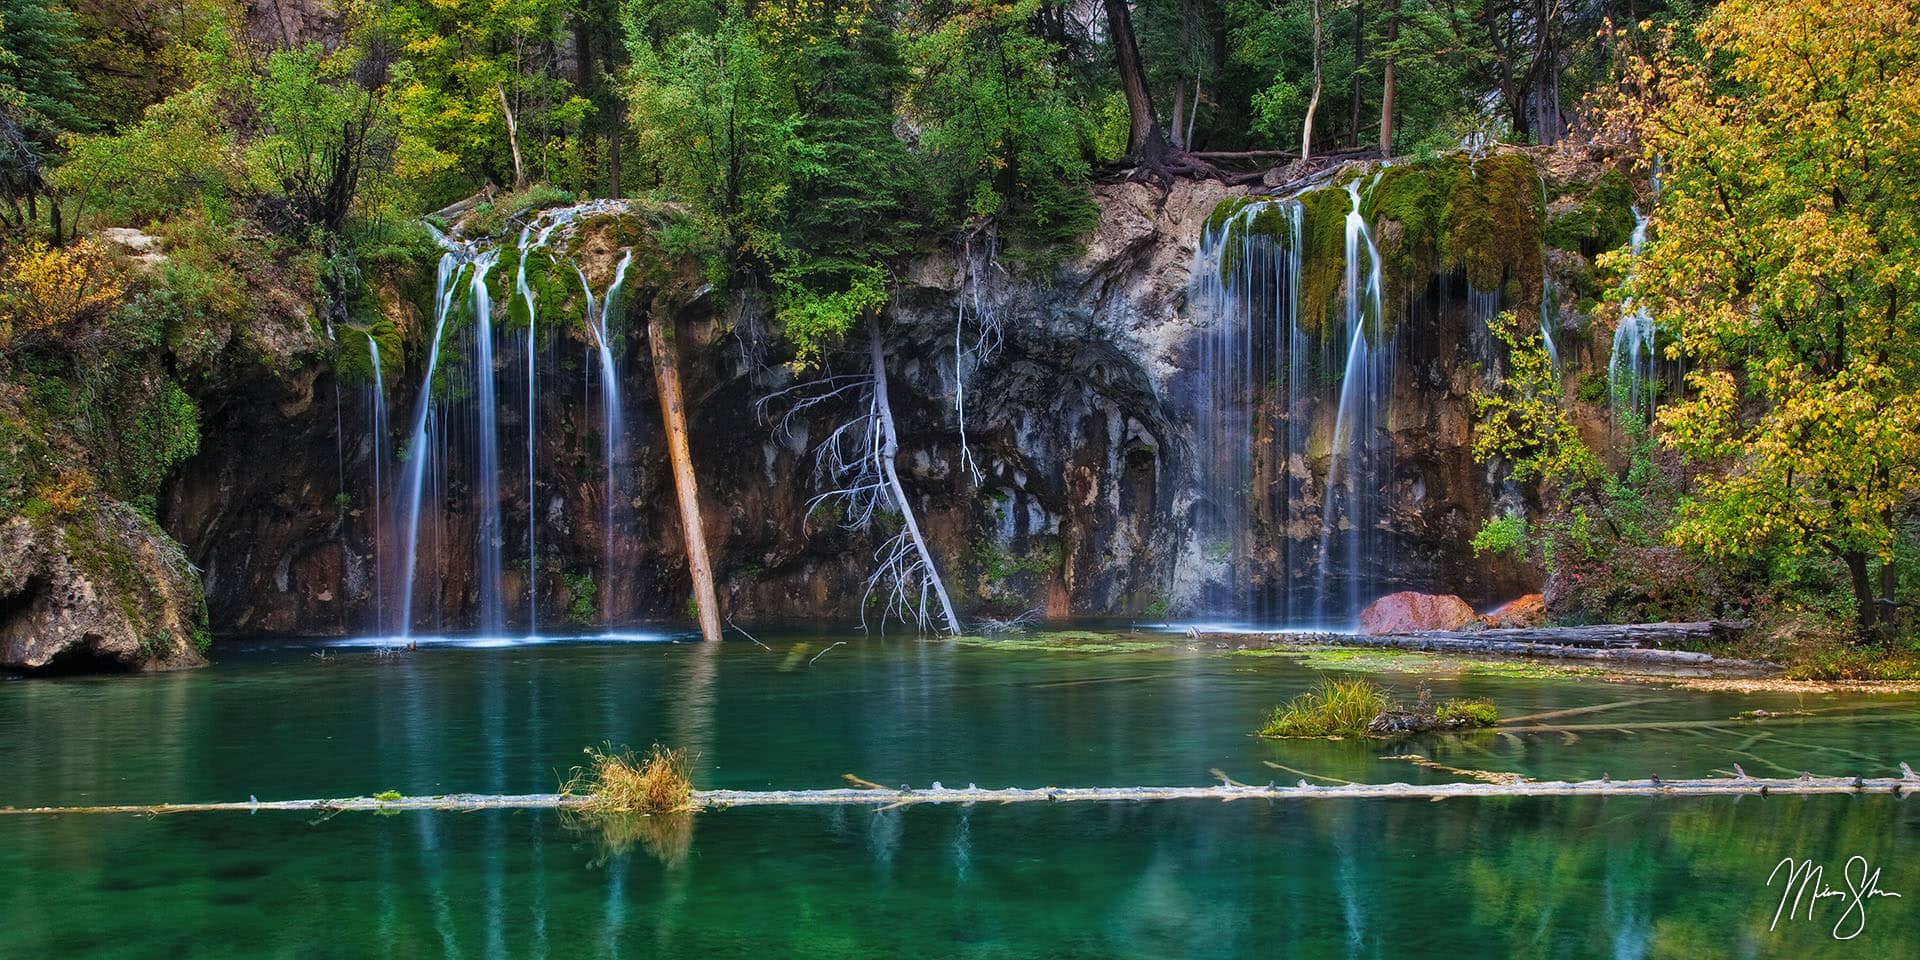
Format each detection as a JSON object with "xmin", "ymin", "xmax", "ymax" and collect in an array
[
  {"xmin": 1315, "ymin": 178, "xmax": 1390, "ymax": 624},
  {"xmin": 385, "ymin": 208, "xmax": 639, "ymax": 637},
  {"xmin": 396, "ymin": 238, "xmax": 469, "ymax": 636},
  {"xmin": 469, "ymin": 251, "xmax": 505, "ymax": 633},
  {"xmin": 1189, "ymin": 176, "xmax": 1395, "ymax": 627},
  {"xmin": 366, "ymin": 333, "xmax": 389, "ymax": 636},
  {"xmin": 1609, "ymin": 206, "xmax": 1657, "ymax": 420},
  {"xmin": 1191, "ymin": 198, "xmax": 1311, "ymax": 623},
  {"xmin": 577, "ymin": 251, "xmax": 633, "ymax": 613},
  {"xmin": 512, "ymin": 212, "xmax": 574, "ymax": 629},
  {"xmin": 1536, "ymin": 177, "xmax": 1562, "ymax": 375}
]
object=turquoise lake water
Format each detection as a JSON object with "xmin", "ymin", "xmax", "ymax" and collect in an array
[{"xmin": 4, "ymin": 633, "xmax": 1919, "ymax": 957}]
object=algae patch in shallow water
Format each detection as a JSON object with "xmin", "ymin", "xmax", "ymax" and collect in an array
[
  {"xmin": 1231, "ymin": 645, "xmax": 1594, "ymax": 680},
  {"xmin": 943, "ymin": 631, "xmax": 1177, "ymax": 655}
]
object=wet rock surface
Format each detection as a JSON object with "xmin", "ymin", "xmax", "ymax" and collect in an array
[
  {"xmin": 159, "ymin": 159, "xmax": 1615, "ymax": 639},
  {"xmin": 0, "ymin": 507, "xmax": 207, "ymax": 672},
  {"xmin": 1358, "ymin": 591, "xmax": 1480, "ymax": 634}
]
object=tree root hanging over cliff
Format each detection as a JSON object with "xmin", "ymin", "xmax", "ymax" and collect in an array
[{"xmin": 765, "ymin": 322, "xmax": 962, "ymax": 635}]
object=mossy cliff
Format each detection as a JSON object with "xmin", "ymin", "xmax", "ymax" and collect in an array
[{"xmin": 34, "ymin": 151, "xmax": 1648, "ymax": 649}]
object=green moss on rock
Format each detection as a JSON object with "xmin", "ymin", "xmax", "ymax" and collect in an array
[
  {"xmin": 1442, "ymin": 153, "xmax": 1544, "ymax": 299},
  {"xmin": 1545, "ymin": 168, "xmax": 1636, "ymax": 257}
]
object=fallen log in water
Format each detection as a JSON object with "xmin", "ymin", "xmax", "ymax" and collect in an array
[
  {"xmin": 1210, "ymin": 625, "xmax": 1776, "ymax": 672},
  {"xmin": 6, "ymin": 771, "xmax": 1919, "ymax": 816},
  {"xmin": 1375, "ymin": 622, "xmax": 1752, "ymax": 649}
]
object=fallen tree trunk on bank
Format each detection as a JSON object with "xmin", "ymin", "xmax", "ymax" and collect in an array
[
  {"xmin": 1377, "ymin": 622, "xmax": 1752, "ymax": 648},
  {"xmin": 1207, "ymin": 623, "xmax": 1775, "ymax": 673},
  {"xmin": 9, "ymin": 771, "xmax": 1920, "ymax": 816}
]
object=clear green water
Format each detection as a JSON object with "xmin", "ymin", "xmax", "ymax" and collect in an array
[{"xmin": 4, "ymin": 633, "xmax": 1920, "ymax": 957}]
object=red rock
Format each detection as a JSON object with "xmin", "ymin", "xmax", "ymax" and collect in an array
[
  {"xmin": 1358, "ymin": 591, "xmax": 1478, "ymax": 634},
  {"xmin": 1481, "ymin": 593, "xmax": 1547, "ymax": 629}
]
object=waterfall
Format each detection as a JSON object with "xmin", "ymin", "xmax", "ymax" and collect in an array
[
  {"xmin": 578, "ymin": 250, "xmax": 633, "ymax": 615},
  {"xmin": 366, "ymin": 333, "xmax": 389, "ymax": 636},
  {"xmin": 382, "ymin": 205, "xmax": 651, "ymax": 637},
  {"xmin": 1540, "ymin": 268, "xmax": 1562, "ymax": 374},
  {"xmin": 1315, "ymin": 178, "xmax": 1390, "ymax": 624},
  {"xmin": 396, "ymin": 241, "xmax": 468, "ymax": 637},
  {"xmin": 1536, "ymin": 177, "xmax": 1561, "ymax": 375},
  {"xmin": 1191, "ymin": 198, "xmax": 1310, "ymax": 623},
  {"xmin": 514, "ymin": 214, "xmax": 570, "ymax": 631},
  {"xmin": 469, "ymin": 251, "xmax": 505, "ymax": 633},
  {"xmin": 1610, "ymin": 207, "xmax": 1657, "ymax": 420},
  {"xmin": 1189, "ymin": 175, "xmax": 1397, "ymax": 626}
]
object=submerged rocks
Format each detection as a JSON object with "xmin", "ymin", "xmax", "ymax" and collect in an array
[
  {"xmin": 0, "ymin": 506, "xmax": 208, "ymax": 672},
  {"xmin": 1358, "ymin": 591, "xmax": 1478, "ymax": 634}
]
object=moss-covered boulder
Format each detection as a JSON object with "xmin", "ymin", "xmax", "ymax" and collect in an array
[{"xmin": 1, "ymin": 504, "xmax": 208, "ymax": 672}]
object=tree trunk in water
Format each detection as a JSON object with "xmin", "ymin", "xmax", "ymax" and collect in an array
[
  {"xmin": 497, "ymin": 85, "xmax": 527, "ymax": 191},
  {"xmin": 869, "ymin": 322, "xmax": 962, "ymax": 634},
  {"xmin": 1302, "ymin": 0, "xmax": 1323, "ymax": 161},
  {"xmin": 1846, "ymin": 550, "xmax": 1878, "ymax": 636},
  {"xmin": 1379, "ymin": 0, "xmax": 1397, "ymax": 155},
  {"xmin": 1101, "ymin": 0, "xmax": 1172, "ymax": 161},
  {"xmin": 649, "ymin": 305, "xmax": 722, "ymax": 642}
]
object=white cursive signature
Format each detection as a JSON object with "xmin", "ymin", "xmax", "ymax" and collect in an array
[{"xmin": 1768, "ymin": 855, "xmax": 1902, "ymax": 940}]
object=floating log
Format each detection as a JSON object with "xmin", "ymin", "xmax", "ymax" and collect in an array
[{"xmin": 5, "ymin": 771, "xmax": 1919, "ymax": 817}]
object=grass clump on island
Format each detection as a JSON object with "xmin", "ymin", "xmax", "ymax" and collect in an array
[
  {"xmin": 1260, "ymin": 678, "xmax": 1390, "ymax": 737},
  {"xmin": 561, "ymin": 743, "xmax": 694, "ymax": 814},
  {"xmin": 1259, "ymin": 678, "xmax": 1499, "ymax": 738},
  {"xmin": 558, "ymin": 743, "xmax": 697, "ymax": 867}
]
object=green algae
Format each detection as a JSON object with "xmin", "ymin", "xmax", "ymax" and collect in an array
[
  {"xmin": 944, "ymin": 631, "xmax": 1175, "ymax": 655},
  {"xmin": 1232, "ymin": 646, "xmax": 1592, "ymax": 680}
]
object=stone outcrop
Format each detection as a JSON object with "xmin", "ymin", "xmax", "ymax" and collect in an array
[
  {"xmin": 156, "ymin": 151, "xmax": 1625, "ymax": 639},
  {"xmin": 1482, "ymin": 593, "xmax": 1548, "ymax": 629},
  {"xmin": 0, "ymin": 506, "xmax": 207, "ymax": 672},
  {"xmin": 1358, "ymin": 592, "xmax": 1479, "ymax": 634}
]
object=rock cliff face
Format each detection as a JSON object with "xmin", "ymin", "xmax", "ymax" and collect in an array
[
  {"xmin": 0, "ymin": 506, "xmax": 206, "ymax": 671},
  {"xmin": 155, "ymin": 153, "xmax": 1623, "ymax": 639}
]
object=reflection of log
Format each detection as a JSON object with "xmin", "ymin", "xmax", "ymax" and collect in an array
[
  {"xmin": 650, "ymin": 303, "xmax": 721, "ymax": 642},
  {"xmin": 11, "ymin": 771, "xmax": 1920, "ymax": 816}
]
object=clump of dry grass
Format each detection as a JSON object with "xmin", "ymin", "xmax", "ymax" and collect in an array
[{"xmin": 561, "ymin": 743, "xmax": 694, "ymax": 814}]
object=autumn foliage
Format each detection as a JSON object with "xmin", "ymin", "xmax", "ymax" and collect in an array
[
  {"xmin": 0, "ymin": 239, "xmax": 124, "ymax": 354},
  {"xmin": 1620, "ymin": 0, "xmax": 1920, "ymax": 633}
]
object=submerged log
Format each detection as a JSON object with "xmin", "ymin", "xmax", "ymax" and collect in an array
[{"xmin": 7, "ymin": 771, "xmax": 1919, "ymax": 816}]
